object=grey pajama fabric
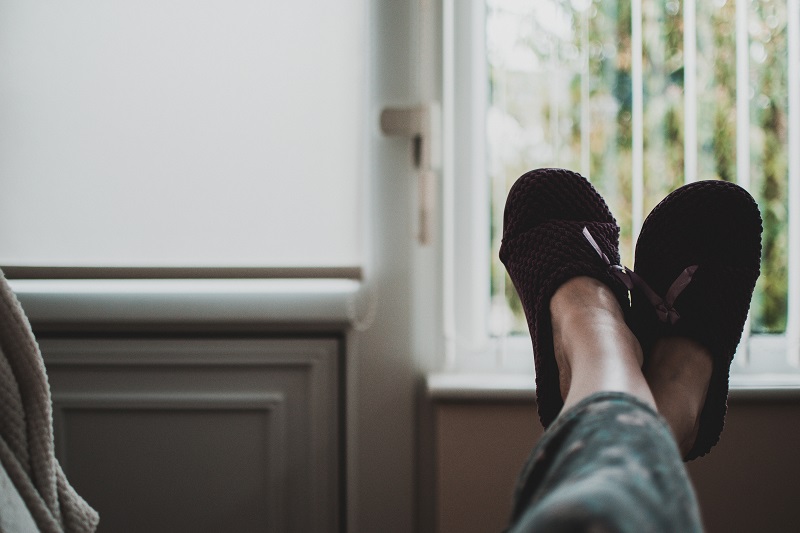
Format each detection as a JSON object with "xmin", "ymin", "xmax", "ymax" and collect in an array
[{"xmin": 508, "ymin": 392, "xmax": 703, "ymax": 533}]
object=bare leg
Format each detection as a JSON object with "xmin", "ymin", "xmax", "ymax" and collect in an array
[
  {"xmin": 551, "ymin": 276, "xmax": 656, "ymax": 413},
  {"xmin": 644, "ymin": 338, "xmax": 713, "ymax": 456}
]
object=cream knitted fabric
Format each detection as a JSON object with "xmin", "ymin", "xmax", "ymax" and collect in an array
[{"xmin": 0, "ymin": 270, "xmax": 99, "ymax": 533}]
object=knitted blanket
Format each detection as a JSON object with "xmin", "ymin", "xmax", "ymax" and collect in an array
[{"xmin": 0, "ymin": 270, "xmax": 99, "ymax": 532}]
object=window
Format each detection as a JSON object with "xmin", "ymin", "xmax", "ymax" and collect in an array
[{"xmin": 446, "ymin": 0, "xmax": 800, "ymax": 377}]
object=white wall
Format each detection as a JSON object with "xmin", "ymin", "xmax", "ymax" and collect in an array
[{"xmin": 0, "ymin": 0, "xmax": 365, "ymax": 268}]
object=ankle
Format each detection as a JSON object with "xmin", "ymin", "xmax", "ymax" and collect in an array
[
  {"xmin": 550, "ymin": 277, "xmax": 651, "ymax": 409},
  {"xmin": 646, "ymin": 337, "xmax": 712, "ymax": 455},
  {"xmin": 551, "ymin": 277, "xmax": 641, "ymax": 370},
  {"xmin": 551, "ymin": 277, "xmax": 625, "ymax": 324}
]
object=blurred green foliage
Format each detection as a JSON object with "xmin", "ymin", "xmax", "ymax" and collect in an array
[{"xmin": 488, "ymin": 0, "xmax": 789, "ymax": 335}]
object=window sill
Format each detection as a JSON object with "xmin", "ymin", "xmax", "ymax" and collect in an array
[
  {"xmin": 9, "ymin": 279, "xmax": 361, "ymax": 331},
  {"xmin": 427, "ymin": 372, "xmax": 800, "ymax": 402}
]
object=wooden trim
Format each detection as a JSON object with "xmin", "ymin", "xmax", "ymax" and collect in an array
[{"xmin": 1, "ymin": 265, "xmax": 362, "ymax": 280}]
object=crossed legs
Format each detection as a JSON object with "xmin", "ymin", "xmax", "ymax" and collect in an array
[
  {"xmin": 509, "ymin": 279, "xmax": 707, "ymax": 531},
  {"xmin": 551, "ymin": 276, "xmax": 712, "ymax": 456}
]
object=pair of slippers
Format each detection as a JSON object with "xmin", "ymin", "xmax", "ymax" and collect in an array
[{"xmin": 499, "ymin": 168, "xmax": 762, "ymax": 460}]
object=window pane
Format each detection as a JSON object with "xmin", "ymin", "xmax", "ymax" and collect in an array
[
  {"xmin": 488, "ymin": 0, "xmax": 635, "ymax": 334},
  {"xmin": 487, "ymin": 0, "xmax": 577, "ymax": 334},
  {"xmin": 749, "ymin": 0, "xmax": 789, "ymax": 333},
  {"xmin": 697, "ymin": 0, "xmax": 737, "ymax": 182},
  {"xmin": 642, "ymin": 0, "xmax": 684, "ymax": 215},
  {"xmin": 586, "ymin": 0, "xmax": 634, "ymax": 268},
  {"xmin": 488, "ymin": 0, "xmax": 791, "ymax": 337}
]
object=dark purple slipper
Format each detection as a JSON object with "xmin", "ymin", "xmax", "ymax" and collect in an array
[
  {"xmin": 499, "ymin": 168, "xmax": 632, "ymax": 428},
  {"xmin": 631, "ymin": 180, "xmax": 762, "ymax": 460}
]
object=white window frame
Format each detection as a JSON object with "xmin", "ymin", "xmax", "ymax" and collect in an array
[{"xmin": 441, "ymin": 0, "xmax": 800, "ymax": 386}]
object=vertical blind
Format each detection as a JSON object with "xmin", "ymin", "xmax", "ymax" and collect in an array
[{"xmin": 0, "ymin": 0, "xmax": 365, "ymax": 275}]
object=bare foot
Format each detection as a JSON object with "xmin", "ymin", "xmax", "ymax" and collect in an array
[
  {"xmin": 550, "ymin": 277, "xmax": 654, "ymax": 414},
  {"xmin": 644, "ymin": 337, "xmax": 713, "ymax": 456}
]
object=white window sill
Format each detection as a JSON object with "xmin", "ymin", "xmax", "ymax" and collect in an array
[
  {"xmin": 432, "ymin": 332, "xmax": 800, "ymax": 401},
  {"xmin": 427, "ymin": 372, "xmax": 800, "ymax": 401},
  {"xmin": 9, "ymin": 278, "xmax": 362, "ymax": 328}
]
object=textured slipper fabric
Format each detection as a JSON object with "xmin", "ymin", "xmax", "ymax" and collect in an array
[
  {"xmin": 500, "ymin": 168, "xmax": 630, "ymax": 428},
  {"xmin": 631, "ymin": 180, "xmax": 762, "ymax": 460}
]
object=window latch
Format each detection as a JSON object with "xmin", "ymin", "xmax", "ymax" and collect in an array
[{"xmin": 380, "ymin": 103, "xmax": 441, "ymax": 245}]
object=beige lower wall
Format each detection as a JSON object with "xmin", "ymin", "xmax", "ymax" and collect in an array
[
  {"xmin": 434, "ymin": 403, "xmax": 542, "ymax": 533},
  {"xmin": 434, "ymin": 398, "xmax": 800, "ymax": 533}
]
